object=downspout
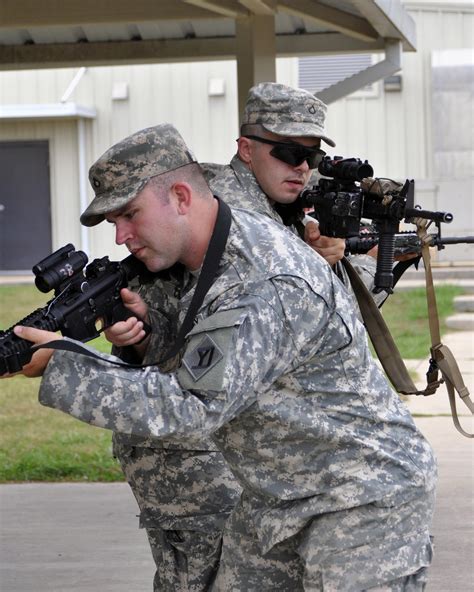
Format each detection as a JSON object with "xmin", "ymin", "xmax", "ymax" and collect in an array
[
  {"xmin": 61, "ymin": 67, "xmax": 90, "ymax": 254},
  {"xmin": 77, "ymin": 118, "xmax": 90, "ymax": 255},
  {"xmin": 317, "ymin": 40, "xmax": 402, "ymax": 104},
  {"xmin": 61, "ymin": 67, "xmax": 87, "ymax": 103}
]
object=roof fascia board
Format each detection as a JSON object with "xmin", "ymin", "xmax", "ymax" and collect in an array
[
  {"xmin": 278, "ymin": 0, "xmax": 379, "ymax": 42},
  {"xmin": 0, "ymin": 37, "xmax": 237, "ymax": 70},
  {"xmin": 0, "ymin": 0, "xmax": 226, "ymax": 28},
  {"xmin": 277, "ymin": 32, "xmax": 386, "ymax": 56},
  {"xmin": 0, "ymin": 33, "xmax": 387, "ymax": 70},
  {"xmin": 350, "ymin": 0, "xmax": 417, "ymax": 51}
]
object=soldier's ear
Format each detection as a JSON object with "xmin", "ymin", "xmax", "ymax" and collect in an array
[
  {"xmin": 170, "ymin": 182, "xmax": 192, "ymax": 214},
  {"xmin": 237, "ymin": 137, "xmax": 252, "ymax": 165}
]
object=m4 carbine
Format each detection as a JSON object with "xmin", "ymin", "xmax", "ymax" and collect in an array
[
  {"xmin": 299, "ymin": 156, "xmax": 455, "ymax": 293},
  {"xmin": 0, "ymin": 244, "xmax": 149, "ymax": 375}
]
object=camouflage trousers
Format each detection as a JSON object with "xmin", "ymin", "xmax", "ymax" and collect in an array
[
  {"xmin": 212, "ymin": 489, "xmax": 435, "ymax": 592},
  {"xmin": 145, "ymin": 527, "xmax": 223, "ymax": 592},
  {"xmin": 113, "ymin": 440, "xmax": 241, "ymax": 592}
]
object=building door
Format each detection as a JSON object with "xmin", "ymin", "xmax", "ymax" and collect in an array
[{"xmin": 0, "ymin": 140, "xmax": 52, "ymax": 271}]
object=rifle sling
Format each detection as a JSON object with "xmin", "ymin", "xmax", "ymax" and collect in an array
[
  {"xmin": 341, "ymin": 257, "xmax": 441, "ymax": 397},
  {"xmin": 159, "ymin": 197, "xmax": 232, "ymax": 363},
  {"xmin": 34, "ymin": 197, "xmax": 233, "ymax": 371},
  {"xmin": 392, "ymin": 256, "xmax": 421, "ymax": 288},
  {"xmin": 416, "ymin": 221, "xmax": 474, "ymax": 438}
]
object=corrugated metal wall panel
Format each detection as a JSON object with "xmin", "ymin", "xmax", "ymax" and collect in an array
[
  {"xmin": 298, "ymin": 54, "xmax": 373, "ymax": 93},
  {"xmin": 0, "ymin": 60, "xmax": 242, "ymax": 257}
]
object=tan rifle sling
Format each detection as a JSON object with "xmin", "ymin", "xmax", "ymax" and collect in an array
[
  {"xmin": 342, "ymin": 248, "xmax": 473, "ymax": 437},
  {"xmin": 341, "ymin": 257, "xmax": 441, "ymax": 397},
  {"xmin": 416, "ymin": 218, "xmax": 474, "ymax": 438}
]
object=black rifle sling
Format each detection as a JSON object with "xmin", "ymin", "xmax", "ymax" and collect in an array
[
  {"xmin": 33, "ymin": 338, "xmax": 133, "ymax": 365},
  {"xmin": 392, "ymin": 256, "xmax": 422, "ymax": 288},
  {"xmin": 415, "ymin": 219, "xmax": 474, "ymax": 438},
  {"xmin": 34, "ymin": 197, "xmax": 233, "ymax": 370},
  {"xmin": 341, "ymin": 257, "xmax": 442, "ymax": 397},
  {"xmin": 159, "ymin": 197, "xmax": 232, "ymax": 363}
]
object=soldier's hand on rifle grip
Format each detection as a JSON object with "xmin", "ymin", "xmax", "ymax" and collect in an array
[
  {"xmin": 304, "ymin": 221, "xmax": 346, "ymax": 266},
  {"xmin": 104, "ymin": 288, "xmax": 151, "ymax": 352}
]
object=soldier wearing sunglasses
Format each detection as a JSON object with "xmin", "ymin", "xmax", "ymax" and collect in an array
[{"xmin": 204, "ymin": 82, "xmax": 379, "ymax": 296}]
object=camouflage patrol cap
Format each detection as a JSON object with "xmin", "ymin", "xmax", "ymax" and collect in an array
[
  {"xmin": 81, "ymin": 123, "xmax": 196, "ymax": 227},
  {"xmin": 242, "ymin": 82, "xmax": 335, "ymax": 147}
]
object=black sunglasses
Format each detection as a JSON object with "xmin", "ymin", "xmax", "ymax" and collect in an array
[{"xmin": 243, "ymin": 135, "xmax": 326, "ymax": 169}]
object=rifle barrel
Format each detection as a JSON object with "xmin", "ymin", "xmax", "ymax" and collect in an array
[{"xmin": 438, "ymin": 236, "xmax": 474, "ymax": 245}]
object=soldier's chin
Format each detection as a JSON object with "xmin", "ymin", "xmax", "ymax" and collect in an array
[
  {"xmin": 144, "ymin": 258, "xmax": 168, "ymax": 273},
  {"xmin": 273, "ymin": 192, "xmax": 300, "ymax": 204}
]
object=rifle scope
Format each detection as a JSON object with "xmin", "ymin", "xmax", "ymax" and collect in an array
[
  {"xmin": 318, "ymin": 156, "xmax": 374, "ymax": 182},
  {"xmin": 33, "ymin": 243, "xmax": 88, "ymax": 293}
]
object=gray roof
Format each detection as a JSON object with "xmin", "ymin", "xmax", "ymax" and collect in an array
[{"xmin": 0, "ymin": 0, "xmax": 416, "ymax": 70}]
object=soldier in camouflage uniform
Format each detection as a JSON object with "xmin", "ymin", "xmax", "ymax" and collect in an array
[
  {"xmin": 88, "ymin": 124, "xmax": 242, "ymax": 592},
  {"xmin": 13, "ymin": 123, "xmax": 437, "ymax": 591},
  {"xmin": 203, "ymin": 82, "xmax": 380, "ymax": 299}
]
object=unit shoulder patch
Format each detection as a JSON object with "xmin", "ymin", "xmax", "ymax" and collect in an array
[{"xmin": 182, "ymin": 334, "xmax": 224, "ymax": 381}]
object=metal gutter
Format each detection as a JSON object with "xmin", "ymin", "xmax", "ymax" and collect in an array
[{"xmin": 0, "ymin": 103, "xmax": 96, "ymax": 120}]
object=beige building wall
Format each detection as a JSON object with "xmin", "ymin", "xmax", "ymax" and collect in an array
[
  {"xmin": 0, "ymin": 61, "xmax": 243, "ymax": 259},
  {"xmin": 322, "ymin": 1, "xmax": 473, "ymax": 262}
]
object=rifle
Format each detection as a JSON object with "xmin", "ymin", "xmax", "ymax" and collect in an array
[
  {"xmin": 298, "ymin": 156, "xmax": 454, "ymax": 293},
  {"xmin": 345, "ymin": 231, "xmax": 474, "ymax": 258},
  {"xmin": 0, "ymin": 244, "xmax": 150, "ymax": 375}
]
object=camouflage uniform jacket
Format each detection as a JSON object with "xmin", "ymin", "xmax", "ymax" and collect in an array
[
  {"xmin": 39, "ymin": 207, "xmax": 437, "ymax": 554},
  {"xmin": 203, "ymin": 156, "xmax": 283, "ymax": 223}
]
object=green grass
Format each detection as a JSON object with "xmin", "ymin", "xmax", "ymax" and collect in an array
[
  {"xmin": 381, "ymin": 285, "xmax": 464, "ymax": 358},
  {"xmin": 0, "ymin": 282, "xmax": 465, "ymax": 482},
  {"xmin": 0, "ymin": 283, "xmax": 123, "ymax": 482}
]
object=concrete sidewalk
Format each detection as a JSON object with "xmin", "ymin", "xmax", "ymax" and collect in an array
[
  {"xmin": 0, "ymin": 483, "xmax": 155, "ymax": 591},
  {"xmin": 1, "ymin": 416, "xmax": 472, "ymax": 592}
]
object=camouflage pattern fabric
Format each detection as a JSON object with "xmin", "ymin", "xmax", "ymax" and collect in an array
[
  {"xmin": 39, "ymin": 207, "xmax": 437, "ymax": 590},
  {"xmin": 203, "ymin": 155, "xmax": 382, "ymax": 313},
  {"xmin": 81, "ymin": 124, "xmax": 196, "ymax": 227},
  {"xmin": 213, "ymin": 493, "xmax": 432, "ymax": 591},
  {"xmin": 202, "ymin": 156, "xmax": 283, "ymax": 223},
  {"xmin": 144, "ymin": 526, "xmax": 223, "ymax": 592},
  {"xmin": 242, "ymin": 82, "xmax": 335, "ymax": 147},
  {"xmin": 112, "ymin": 271, "xmax": 242, "ymax": 591}
]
